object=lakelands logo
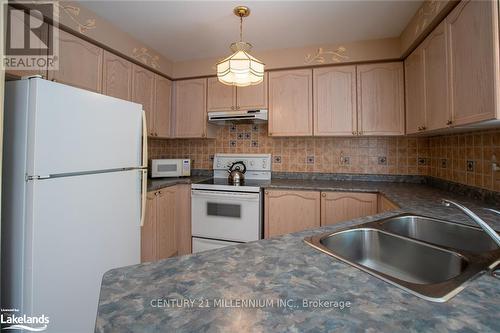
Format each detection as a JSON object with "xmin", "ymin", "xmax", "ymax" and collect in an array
[
  {"xmin": 3, "ymin": 1, "xmax": 59, "ymax": 71},
  {"xmin": 1, "ymin": 310, "xmax": 49, "ymax": 332}
]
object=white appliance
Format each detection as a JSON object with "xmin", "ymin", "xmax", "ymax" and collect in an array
[
  {"xmin": 191, "ymin": 154, "xmax": 271, "ymax": 252},
  {"xmin": 1, "ymin": 78, "xmax": 147, "ymax": 333},
  {"xmin": 208, "ymin": 109, "xmax": 268, "ymax": 125},
  {"xmin": 150, "ymin": 158, "xmax": 191, "ymax": 178}
]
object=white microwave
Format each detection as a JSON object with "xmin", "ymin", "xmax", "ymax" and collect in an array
[{"xmin": 150, "ymin": 159, "xmax": 191, "ymax": 178}]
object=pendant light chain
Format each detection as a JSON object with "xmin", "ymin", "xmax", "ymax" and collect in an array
[{"xmin": 240, "ymin": 15, "xmax": 243, "ymax": 42}]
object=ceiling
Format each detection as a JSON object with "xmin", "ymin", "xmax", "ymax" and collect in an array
[{"xmin": 81, "ymin": 0, "xmax": 423, "ymax": 62}]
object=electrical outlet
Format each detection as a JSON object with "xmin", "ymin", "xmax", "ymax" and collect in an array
[{"xmin": 467, "ymin": 160, "xmax": 475, "ymax": 172}]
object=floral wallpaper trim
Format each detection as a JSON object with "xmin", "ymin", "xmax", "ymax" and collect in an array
[
  {"xmin": 304, "ymin": 46, "xmax": 349, "ymax": 64},
  {"xmin": 132, "ymin": 47, "xmax": 161, "ymax": 69},
  {"xmin": 57, "ymin": 4, "xmax": 96, "ymax": 33}
]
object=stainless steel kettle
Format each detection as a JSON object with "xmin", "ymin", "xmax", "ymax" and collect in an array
[{"xmin": 228, "ymin": 161, "xmax": 246, "ymax": 184}]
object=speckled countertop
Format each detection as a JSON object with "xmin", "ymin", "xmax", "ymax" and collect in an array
[
  {"xmin": 147, "ymin": 176, "xmax": 210, "ymax": 192},
  {"xmin": 97, "ymin": 179, "xmax": 500, "ymax": 333}
]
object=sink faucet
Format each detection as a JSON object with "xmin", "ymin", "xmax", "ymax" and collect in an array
[{"xmin": 441, "ymin": 199, "xmax": 500, "ymax": 247}]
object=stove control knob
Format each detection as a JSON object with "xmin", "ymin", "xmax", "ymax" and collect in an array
[{"xmin": 262, "ymin": 160, "xmax": 267, "ymax": 168}]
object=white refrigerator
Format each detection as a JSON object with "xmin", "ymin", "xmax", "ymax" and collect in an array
[{"xmin": 1, "ymin": 78, "xmax": 148, "ymax": 332}]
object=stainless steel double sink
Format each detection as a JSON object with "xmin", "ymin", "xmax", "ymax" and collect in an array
[{"xmin": 305, "ymin": 214, "xmax": 500, "ymax": 302}]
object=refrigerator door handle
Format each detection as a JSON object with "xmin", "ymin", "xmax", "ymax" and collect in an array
[
  {"xmin": 141, "ymin": 110, "xmax": 148, "ymax": 168},
  {"xmin": 140, "ymin": 169, "xmax": 147, "ymax": 227},
  {"xmin": 140, "ymin": 109, "xmax": 148, "ymax": 227}
]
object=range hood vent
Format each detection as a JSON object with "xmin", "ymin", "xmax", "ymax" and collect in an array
[{"xmin": 208, "ymin": 109, "xmax": 268, "ymax": 125}]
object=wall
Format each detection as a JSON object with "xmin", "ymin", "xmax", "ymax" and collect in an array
[
  {"xmin": 428, "ymin": 129, "xmax": 500, "ymax": 192},
  {"xmin": 149, "ymin": 124, "xmax": 429, "ymax": 175},
  {"xmin": 149, "ymin": 126, "xmax": 500, "ymax": 193}
]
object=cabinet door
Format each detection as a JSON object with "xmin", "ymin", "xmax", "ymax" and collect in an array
[
  {"xmin": 207, "ymin": 77, "xmax": 236, "ymax": 111},
  {"xmin": 5, "ymin": 8, "xmax": 49, "ymax": 79},
  {"xmin": 321, "ymin": 192, "xmax": 378, "ymax": 226},
  {"xmin": 313, "ymin": 66, "xmax": 357, "ymax": 136},
  {"xmin": 378, "ymin": 194, "xmax": 399, "ymax": 213},
  {"xmin": 236, "ymin": 73, "xmax": 268, "ymax": 110},
  {"xmin": 268, "ymin": 69, "xmax": 313, "ymax": 136},
  {"xmin": 175, "ymin": 184, "xmax": 192, "ymax": 255},
  {"xmin": 141, "ymin": 192, "xmax": 157, "ymax": 263},
  {"xmin": 446, "ymin": 0, "xmax": 499, "ymax": 125},
  {"xmin": 173, "ymin": 79, "xmax": 207, "ymax": 138},
  {"xmin": 132, "ymin": 65, "xmax": 155, "ymax": 136},
  {"xmin": 357, "ymin": 62, "xmax": 404, "ymax": 135},
  {"xmin": 102, "ymin": 50, "xmax": 132, "ymax": 101},
  {"xmin": 264, "ymin": 190, "xmax": 320, "ymax": 238},
  {"xmin": 156, "ymin": 188, "xmax": 177, "ymax": 259},
  {"xmin": 154, "ymin": 75, "xmax": 172, "ymax": 138},
  {"xmin": 405, "ymin": 48, "xmax": 426, "ymax": 134},
  {"xmin": 48, "ymin": 29, "xmax": 103, "ymax": 93},
  {"xmin": 423, "ymin": 22, "xmax": 450, "ymax": 131}
]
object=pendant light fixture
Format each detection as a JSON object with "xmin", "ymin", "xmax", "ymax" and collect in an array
[{"xmin": 216, "ymin": 6, "xmax": 265, "ymax": 87}]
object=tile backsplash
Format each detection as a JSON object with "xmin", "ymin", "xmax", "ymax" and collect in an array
[{"xmin": 148, "ymin": 125, "xmax": 500, "ymax": 192}]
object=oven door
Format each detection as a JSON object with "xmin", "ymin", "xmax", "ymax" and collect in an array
[{"xmin": 191, "ymin": 189, "xmax": 261, "ymax": 242}]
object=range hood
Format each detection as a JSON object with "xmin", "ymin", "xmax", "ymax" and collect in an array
[{"xmin": 208, "ymin": 109, "xmax": 268, "ymax": 125}]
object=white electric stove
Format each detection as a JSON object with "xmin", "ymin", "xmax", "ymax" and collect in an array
[{"xmin": 191, "ymin": 154, "xmax": 271, "ymax": 252}]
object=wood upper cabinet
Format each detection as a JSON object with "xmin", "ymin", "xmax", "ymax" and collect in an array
[
  {"xmin": 264, "ymin": 190, "xmax": 320, "ymax": 238},
  {"xmin": 48, "ymin": 29, "xmax": 103, "ymax": 93},
  {"xmin": 268, "ymin": 69, "xmax": 313, "ymax": 136},
  {"xmin": 236, "ymin": 73, "xmax": 268, "ymax": 110},
  {"xmin": 423, "ymin": 21, "xmax": 449, "ymax": 131},
  {"xmin": 313, "ymin": 66, "xmax": 357, "ymax": 136},
  {"xmin": 207, "ymin": 74, "xmax": 268, "ymax": 111},
  {"xmin": 446, "ymin": 0, "xmax": 499, "ymax": 126},
  {"xmin": 207, "ymin": 77, "xmax": 236, "ymax": 111},
  {"xmin": 357, "ymin": 62, "xmax": 404, "ymax": 135},
  {"xmin": 321, "ymin": 192, "xmax": 378, "ymax": 226},
  {"xmin": 405, "ymin": 47, "xmax": 426, "ymax": 134},
  {"xmin": 174, "ymin": 78, "xmax": 215, "ymax": 138},
  {"xmin": 141, "ymin": 192, "xmax": 157, "ymax": 263},
  {"xmin": 132, "ymin": 65, "xmax": 155, "ymax": 136},
  {"xmin": 141, "ymin": 185, "xmax": 191, "ymax": 262},
  {"xmin": 154, "ymin": 75, "xmax": 172, "ymax": 138},
  {"xmin": 102, "ymin": 50, "xmax": 132, "ymax": 101}
]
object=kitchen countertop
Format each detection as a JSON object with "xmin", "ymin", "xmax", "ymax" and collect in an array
[
  {"xmin": 147, "ymin": 176, "xmax": 210, "ymax": 192},
  {"xmin": 97, "ymin": 180, "xmax": 500, "ymax": 332}
]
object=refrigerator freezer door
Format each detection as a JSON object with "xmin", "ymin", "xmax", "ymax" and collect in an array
[
  {"xmin": 24, "ymin": 170, "xmax": 141, "ymax": 333},
  {"xmin": 27, "ymin": 78, "xmax": 143, "ymax": 176}
]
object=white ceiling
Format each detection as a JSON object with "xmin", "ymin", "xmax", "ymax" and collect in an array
[{"xmin": 81, "ymin": 0, "xmax": 423, "ymax": 62}]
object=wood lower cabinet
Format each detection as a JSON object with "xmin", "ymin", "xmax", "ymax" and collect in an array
[
  {"xmin": 268, "ymin": 69, "xmax": 313, "ymax": 136},
  {"xmin": 378, "ymin": 194, "xmax": 399, "ymax": 213},
  {"xmin": 132, "ymin": 65, "xmax": 155, "ymax": 136},
  {"xmin": 446, "ymin": 0, "xmax": 499, "ymax": 126},
  {"xmin": 313, "ymin": 66, "xmax": 357, "ymax": 136},
  {"xmin": 321, "ymin": 192, "xmax": 378, "ymax": 226},
  {"xmin": 264, "ymin": 190, "xmax": 320, "ymax": 238},
  {"xmin": 357, "ymin": 62, "xmax": 404, "ymax": 135},
  {"xmin": 103, "ymin": 50, "xmax": 132, "ymax": 101},
  {"xmin": 173, "ymin": 78, "xmax": 216, "ymax": 138},
  {"xmin": 141, "ymin": 184, "xmax": 191, "ymax": 262},
  {"xmin": 48, "ymin": 29, "xmax": 103, "ymax": 93}
]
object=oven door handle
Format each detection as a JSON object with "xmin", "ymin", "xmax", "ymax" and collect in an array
[{"xmin": 191, "ymin": 190, "xmax": 260, "ymax": 200}]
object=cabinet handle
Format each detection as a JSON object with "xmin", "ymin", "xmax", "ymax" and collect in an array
[
  {"xmin": 236, "ymin": 106, "xmax": 240, "ymax": 110},
  {"xmin": 421, "ymin": 126, "xmax": 426, "ymax": 131},
  {"xmin": 322, "ymin": 193, "xmax": 326, "ymax": 197},
  {"xmin": 202, "ymin": 133, "xmax": 206, "ymax": 138},
  {"xmin": 265, "ymin": 191, "xmax": 269, "ymax": 195},
  {"xmin": 352, "ymin": 131, "xmax": 356, "ymax": 135},
  {"xmin": 231, "ymin": 106, "xmax": 235, "ymax": 110},
  {"xmin": 446, "ymin": 120, "xmax": 453, "ymax": 126}
]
